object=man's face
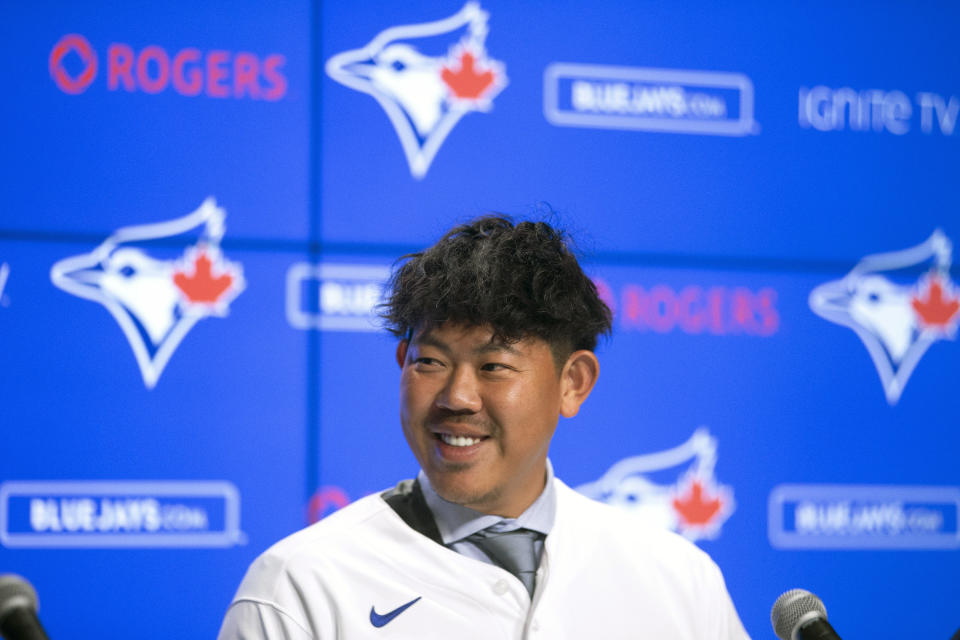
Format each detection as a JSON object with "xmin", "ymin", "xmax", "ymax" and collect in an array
[{"xmin": 397, "ymin": 323, "xmax": 566, "ymax": 517}]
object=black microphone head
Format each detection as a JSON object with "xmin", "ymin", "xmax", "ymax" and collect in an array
[
  {"xmin": 771, "ymin": 588, "xmax": 828, "ymax": 640},
  {"xmin": 0, "ymin": 574, "xmax": 39, "ymax": 622}
]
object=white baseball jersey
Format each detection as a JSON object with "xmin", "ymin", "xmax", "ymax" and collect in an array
[{"xmin": 219, "ymin": 478, "xmax": 750, "ymax": 639}]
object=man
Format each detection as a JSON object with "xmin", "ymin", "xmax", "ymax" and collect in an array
[{"xmin": 219, "ymin": 216, "xmax": 750, "ymax": 639}]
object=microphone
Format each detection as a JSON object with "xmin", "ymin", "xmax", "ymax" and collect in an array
[
  {"xmin": 770, "ymin": 589, "xmax": 841, "ymax": 640},
  {"xmin": 0, "ymin": 575, "xmax": 49, "ymax": 640}
]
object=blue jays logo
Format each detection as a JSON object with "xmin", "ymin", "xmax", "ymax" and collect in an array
[
  {"xmin": 325, "ymin": 2, "xmax": 507, "ymax": 179},
  {"xmin": 577, "ymin": 429, "xmax": 735, "ymax": 541},
  {"xmin": 810, "ymin": 230, "xmax": 959, "ymax": 404},
  {"xmin": 50, "ymin": 198, "xmax": 245, "ymax": 389}
]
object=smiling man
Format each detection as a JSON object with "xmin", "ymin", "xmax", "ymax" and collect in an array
[
  {"xmin": 397, "ymin": 322, "xmax": 597, "ymax": 519},
  {"xmin": 220, "ymin": 217, "xmax": 750, "ymax": 639}
]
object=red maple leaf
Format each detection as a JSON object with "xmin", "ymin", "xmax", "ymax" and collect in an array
[
  {"xmin": 911, "ymin": 273, "xmax": 960, "ymax": 330},
  {"xmin": 672, "ymin": 478, "xmax": 724, "ymax": 527},
  {"xmin": 441, "ymin": 51, "xmax": 496, "ymax": 100},
  {"xmin": 173, "ymin": 249, "xmax": 235, "ymax": 304}
]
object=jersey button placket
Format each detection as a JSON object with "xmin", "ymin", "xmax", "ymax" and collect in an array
[{"xmin": 492, "ymin": 579, "xmax": 509, "ymax": 595}]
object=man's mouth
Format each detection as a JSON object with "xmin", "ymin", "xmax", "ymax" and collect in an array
[{"xmin": 436, "ymin": 433, "xmax": 487, "ymax": 447}]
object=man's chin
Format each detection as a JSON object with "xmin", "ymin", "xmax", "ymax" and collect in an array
[{"xmin": 429, "ymin": 475, "xmax": 501, "ymax": 512}]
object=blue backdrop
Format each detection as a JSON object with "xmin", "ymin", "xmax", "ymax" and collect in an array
[{"xmin": 2, "ymin": 2, "xmax": 958, "ymax": 638}]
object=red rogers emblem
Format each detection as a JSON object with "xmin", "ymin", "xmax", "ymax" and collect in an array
[{"xmin": 49, "ymin": 34, "xmax": 98, "ymax": 94}]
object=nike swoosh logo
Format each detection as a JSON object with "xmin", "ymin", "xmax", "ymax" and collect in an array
[{"xmin": 369, "ymin": 596, "xmax": 421, "ymax": 628}]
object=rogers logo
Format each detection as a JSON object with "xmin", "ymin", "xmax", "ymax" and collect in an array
[
  {"xmin": 48, "ymin": 33, "xmax": 287, "ymax": 100},
  {"xmin": 594, "ymin": 278, "xmax": 780, "ymax": 336},
  {"xmin": 49, "ymin": 34, "xmax": 98, "ymax": 94}
]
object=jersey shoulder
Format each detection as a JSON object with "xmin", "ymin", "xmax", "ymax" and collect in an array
[
  {"xmin": 231, "ymin": 491, "xmax": 393, "ymax": 604},
  {"xmin": 555, "ymin": 478, "xmax": 717, "ymax": 569}
]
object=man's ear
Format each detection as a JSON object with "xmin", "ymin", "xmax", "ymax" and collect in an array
[
  {"xmin": 559, "ymin": 350, "xmax": 600, "ymax": 418},
  {"xmin": 396, "ymin": 340, "xmax": 408, "ymax": 368}
]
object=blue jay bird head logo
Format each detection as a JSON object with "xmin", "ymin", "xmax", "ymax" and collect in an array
[
  {"xmin": 809, "ymin": 230, "xmax": 959, "ymax": 404},
  {"xmin": 50, "ymin": 197, "xmax": 245, "ymax": 389},
  {"xmin": 325, "ymin": 2, "xmax": 507, "ymax": 179},
  {"xmin": 577, "ymin": 428, "xmax": 735, "ymax": 541}
]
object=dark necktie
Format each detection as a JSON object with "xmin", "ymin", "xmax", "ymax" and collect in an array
[{"xmin": 466, "ymin": 528, "xmax": 543, "ymax": 597}]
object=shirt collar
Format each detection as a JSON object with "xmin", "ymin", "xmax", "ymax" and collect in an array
[{"xmin": 418, "ymin": 460, "xmax": 557, "ymax": 544}]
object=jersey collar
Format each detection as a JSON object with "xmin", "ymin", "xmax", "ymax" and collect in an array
[{"xmin": 418, "ymin": 460, "xmax": 557, "ymax": 544}]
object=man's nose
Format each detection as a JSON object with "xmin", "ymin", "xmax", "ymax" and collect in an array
[{"xmin": 436, "ymin": 366, "xmax": 482, "ymax": 413}]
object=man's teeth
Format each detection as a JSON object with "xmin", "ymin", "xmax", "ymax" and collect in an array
[{"xmin": 440, "ymin": 434, "xmax": 482, "ymax": 447}]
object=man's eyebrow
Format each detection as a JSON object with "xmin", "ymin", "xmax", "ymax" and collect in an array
[
  {"xmin": 412, "ymin": 333, "xmax": 451, "ymax": 352},
  {"xmin": 412, "ymin": 333, "xmax": 522, "ymax": 356}
]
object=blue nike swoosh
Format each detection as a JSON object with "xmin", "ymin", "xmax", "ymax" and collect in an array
[{"xmin": 369, "ymin": 596, "xmax": 422, "ymax": 628}]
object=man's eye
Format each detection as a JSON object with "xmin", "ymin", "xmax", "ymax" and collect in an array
[
  {"xmin": 481, "ymin": 362, "xmax": 510, "ymax": 372},
  {"xmin": 414, "ymin": 357, "xmax": 441, "ymax": 367}
]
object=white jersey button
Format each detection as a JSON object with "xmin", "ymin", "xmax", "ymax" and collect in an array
[{"xmin": 492, "ymin": 579, "xmax": 509, "ymax": 595}]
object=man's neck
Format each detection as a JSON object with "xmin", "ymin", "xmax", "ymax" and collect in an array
[{"xmin": 418, "ymin": 462, "xmax": 557, "ymax": 544}]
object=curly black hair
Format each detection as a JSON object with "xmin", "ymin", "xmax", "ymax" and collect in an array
[{"xmin": 381, "ymin": 216, "xmax": 612, "ymax": 360}]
